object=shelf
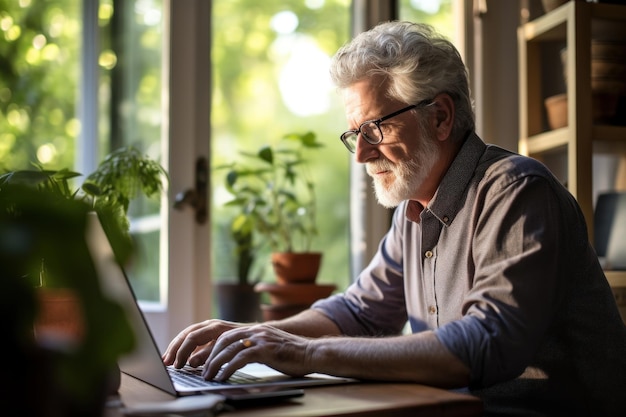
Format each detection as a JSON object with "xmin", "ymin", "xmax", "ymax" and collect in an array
[
  {"xmin": 523, "ymin": 128, "xmax": 569, "ymax": 155},
  {"xmin": 519, "ymin": 2, "xmax": 568, "ymax": 42},
  {"xmin": 521, "ymin": 2, "xmax": 626, "ymax": 43},
  {"xmin": 521, "ymin": 125, "xmax": 626, "ymax": 156},
  {"xmin": 593, "ymin": 125, "xmax": 626, "ymax": 142},
  {"xmin": 518, "ymin": 1, "xmax": 626, "ymax": 240}
]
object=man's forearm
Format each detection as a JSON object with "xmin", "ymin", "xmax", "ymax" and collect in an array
[
  {"xmin": 307, "ymin": 330, "xmax": 471, "ymax": 388},
  {"xmin": 265, "ymin": 308, "xmax": 342, "ymax": 338},
  {"xmin": 266, "ymin": 310, "xmax": 469, "ymax": 387}
]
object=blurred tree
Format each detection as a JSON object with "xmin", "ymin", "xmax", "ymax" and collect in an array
[{"xmin": 0, "ymin": 0, "xmax": 80, "ymax": 171}]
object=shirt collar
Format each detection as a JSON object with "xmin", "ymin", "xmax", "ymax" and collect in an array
[{"xmin": 406, "ymin": 132, "xmax": 486, "ymax": 225}]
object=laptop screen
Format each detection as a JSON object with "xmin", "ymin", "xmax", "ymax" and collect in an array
[
  {"xmin": 86, "ymin": 213, "xmax": 179, "ymax": 395},
  {"xmin": 594, "ymin": 192, "xmax": 626, "ymax": 270}
]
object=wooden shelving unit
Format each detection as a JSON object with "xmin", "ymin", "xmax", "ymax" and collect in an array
[{"xmin": 518, "ymin": 1, "xmax": 626, "ymax": 316}]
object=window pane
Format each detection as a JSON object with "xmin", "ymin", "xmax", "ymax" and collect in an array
[
  {"xmin": 102, "ymin": 0, "xmax": 164, "ymax": 302},
  {"xmin": 0, "ymin": 0, "xmax": 165, "ymax": 303},
  {"xmin": 210, "ymin": 1, "xmax": 351, "ymax": 302},
  {"xmin": 0, "ymin": 0, "xmax": 80, "ymax": 170},
  {"xmin": 399, "ymin": 0, "xmax": 455, "ymax": 39}
]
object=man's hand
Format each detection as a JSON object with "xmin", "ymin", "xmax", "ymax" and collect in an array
[
  {"xmin": 162, "ymin": 309, "xmax": 340, "ymax": 378},
  {"xmin": 161, "ymin": 319, "xmax": 247, "ymax": 368},
  {"xmin": 201, "ymin": 324, "xmax": 313, "ymax": 381}
]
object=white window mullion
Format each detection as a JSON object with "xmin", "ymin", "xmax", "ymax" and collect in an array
[
  {"xmin": 77, "ymin": 0, "xmax": 100, "ymax": 177},
  {"xmin": 142, "ymin": 0, "xmax": 212, "ymax": 352}
]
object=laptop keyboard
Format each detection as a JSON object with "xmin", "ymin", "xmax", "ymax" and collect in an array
[{"xmin": 168, "ymin": 365, "xmax": 261, "ymax": 388}]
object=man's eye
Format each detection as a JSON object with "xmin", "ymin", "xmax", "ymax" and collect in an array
[{"xmin": 378, "ymin": 123, "xmax": 393, "ymax": 134}]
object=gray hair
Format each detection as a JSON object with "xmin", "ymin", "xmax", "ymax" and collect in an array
[{"xmin": 329, "ymin": 21, "xmax": 475, "ymax": 140}]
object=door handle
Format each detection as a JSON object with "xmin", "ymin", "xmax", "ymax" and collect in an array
[{"xmin": 173, "ymin": 157, "xmax": 208, "ymax": 224}]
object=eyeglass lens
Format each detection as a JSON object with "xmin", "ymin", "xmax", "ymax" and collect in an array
[
  {"xmin": 341, "ymin": 122, "xmax": 381, "ymax": 152},
  {"xmin": 340, "ymin": 99, "xmax": 433, "ymax": 153}
]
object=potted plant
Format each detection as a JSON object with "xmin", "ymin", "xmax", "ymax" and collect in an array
[
  {"xmin": 220, "ymin": 131, "xmax": 323, "ymax": 279},
  {"xmin": 218, "ymin": 131, "xmax": 334, "ymax": 320},
  {"xmin": 0, "ymin": 146, "xmax": 168, "ymax": 264},
  {"xmin": 0, "ymin": 183, "xmax": 136, "ymax": 416},
  {"xmin": 80, "ymin": 146, "xmax": 169, "ymax": 232},
  {"xmin": 0, "ymin": 146, "xmax": 167, "ymax": 413}
]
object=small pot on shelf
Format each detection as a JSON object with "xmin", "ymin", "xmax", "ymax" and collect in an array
[
  {"xmin": 256, "ymin": 252, "xmax": 334, "ymax": 321},
  {"xmin": 270, "ymin": 252, "xmax": 322, "ymax": 284}
]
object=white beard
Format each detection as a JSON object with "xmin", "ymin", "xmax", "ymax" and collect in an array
[{"xmin": 367, "ymin": 134, "xmax": 440, "ymax": 208}]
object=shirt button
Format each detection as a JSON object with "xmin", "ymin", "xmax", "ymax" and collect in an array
[
  {"xmin": 428, "ymin": 305, "xmax": 437, "ymax": 315},
  {"xmin": 424, "ymin": 250, "xmax": 433, "ymax": 258},
  {"xmin": 443, "ymin": 216, "xmax": 449, "ymax": 223}
]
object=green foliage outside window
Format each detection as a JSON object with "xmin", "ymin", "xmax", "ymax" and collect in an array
[
  {"xmin": 210, "ymin": 0, "xmax": 353, "ymax": 289},
  {"xmin": 0, "ymin": 0, "xmax": 164, "ymax": 301},
  {"xmin": 0, "ymin": 0, "xmax": 80, "ymax": 170}
]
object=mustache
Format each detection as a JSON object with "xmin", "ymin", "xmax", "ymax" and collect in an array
[{"xmin": 366, "ymin": 159, "xmax": 394, "ymax": 176}]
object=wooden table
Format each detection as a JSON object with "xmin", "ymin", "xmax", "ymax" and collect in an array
[{"xmin": 106, "ymin": 373, "xmax": 483, "ymax": 417}]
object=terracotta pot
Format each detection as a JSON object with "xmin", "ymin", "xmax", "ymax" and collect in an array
[
  {"xmin": 35, "ymin": 288, "xmax": 85, "ymax": 345},
  {"xmin": 545, "ymin": 93, "xmax": 621, "ymax": 130},
  {"xmin": 271, "ymin": 252, "xmax": 322, "ymax": 284}
]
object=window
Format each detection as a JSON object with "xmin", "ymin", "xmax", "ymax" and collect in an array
[
  {"xmin": 210, "ymin": 0, "xmax": 353, "ymax": 297},
  {"xmin": 0, "ymin": 0, "xmax": 165, "ymax": 302},
  {"xmin": 0, "ymin": 0, "xmax": 81, "ymax": 170},
  {"xmin": 399, "ymin": 0, "xmax": 456, "ymax": 39}
]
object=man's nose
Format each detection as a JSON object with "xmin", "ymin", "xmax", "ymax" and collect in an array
[{"xmin": 355, "ymin": 135, "xmax": 379, "ymax": 163}]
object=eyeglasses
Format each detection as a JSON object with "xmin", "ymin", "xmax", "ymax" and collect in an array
[{"xmin": 339, "ymin": 98, "xmax": 434, "ymax": 153}]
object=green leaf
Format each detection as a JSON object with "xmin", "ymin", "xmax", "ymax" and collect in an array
[
  {"xmin": 226, "ymin": 170, "xmax": 238, "ymax": 188},
  {"xmin": 51, "ymin": 169, "xmax": 82, "ymax": 181},
  {"xmin": 283, "ymin": 131, "xmax": 323, "ymax": 148},
  {"xmin": 258, "ymin": 146, "xmax": 273, "ymax": 164},
  {"xmin": 231, "ymin": 213, "xmax": 253, "ymax": 234},
  {"xmin": 0, "ymin": 170, "xmax": 50, "ymax": 186},
  {"xmin": 81, "ymin": 181, "xmax": 103, "ymax": 196}
]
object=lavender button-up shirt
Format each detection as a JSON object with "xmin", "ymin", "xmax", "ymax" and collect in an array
[{"xmin": 312, "ymin": 133, "xmax": 626, "ymax": 415}]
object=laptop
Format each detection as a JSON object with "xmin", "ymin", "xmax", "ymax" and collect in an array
[
  {"xmin": 85, "ymin": 214, "xmax": 355, "ymax": 397},
  {"xmin": 594, "ymin": 191, "xmax": 626, "ymax": 270}
]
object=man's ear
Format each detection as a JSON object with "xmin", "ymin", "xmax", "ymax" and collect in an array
[{"xmin": 432, "ymin": 93, "xmax": 454, "ymax": 141}]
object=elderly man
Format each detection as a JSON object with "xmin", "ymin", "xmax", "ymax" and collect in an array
[{"xmin": 164, "ymin": 21, "xmax": 626, "ymax": 416}]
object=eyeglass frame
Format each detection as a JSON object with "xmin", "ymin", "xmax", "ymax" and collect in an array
[{"xmin": 339, "ymin": 98, "xmax": 435, "ymax": 153}]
